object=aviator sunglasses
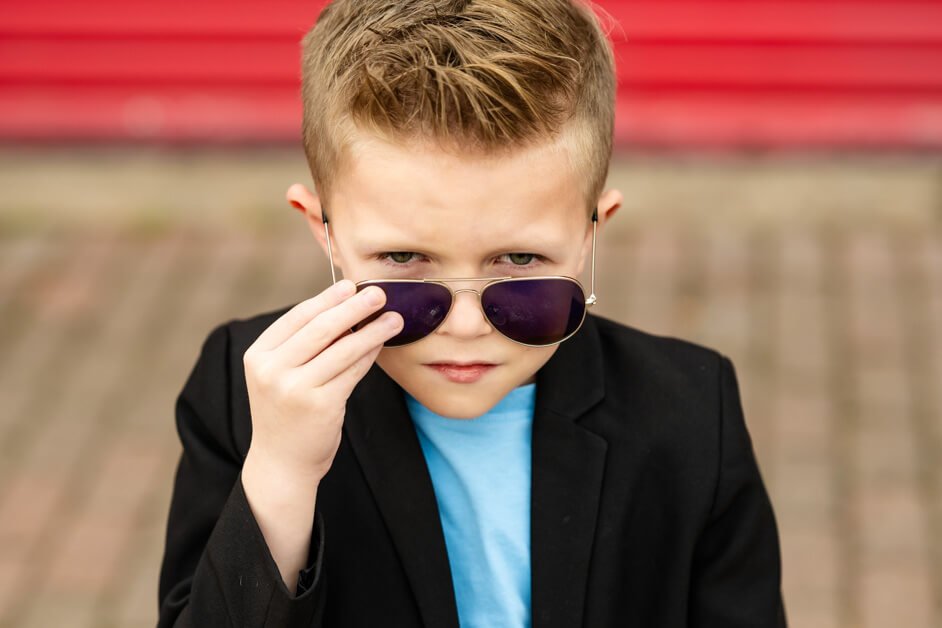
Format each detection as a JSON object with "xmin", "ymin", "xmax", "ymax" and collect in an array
[{"xmin": 321, "ymin": 206, "xmax": 598, "ymax": 347}]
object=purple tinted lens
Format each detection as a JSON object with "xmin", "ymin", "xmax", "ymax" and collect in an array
[
  {"xmin": 352, "ymin": 282, "xmax": 452, "ymax": 346},
  {"xmin": 480, "ymin": 278, "xmax": 586, "ymax": 345}
]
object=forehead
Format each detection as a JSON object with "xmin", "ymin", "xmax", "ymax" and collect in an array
[{"xmin": 330, "ymin": 132, "xmax": 586, "ymax": 247}]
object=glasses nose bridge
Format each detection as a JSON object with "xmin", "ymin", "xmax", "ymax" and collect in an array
[{"xmin": 451, "ymin": 286, "xmax": 484, "ymax": 299}]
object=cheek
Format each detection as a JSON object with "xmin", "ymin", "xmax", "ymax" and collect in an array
[
  {"xmin": 516, "ymin": 345, "xmax": 556, "ymax": 369},
  {"xmin": 374, "ymin": 345, "xmax": 416, "ymax": 375}
]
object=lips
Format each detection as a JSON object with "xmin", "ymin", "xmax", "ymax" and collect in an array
[
  {"xmin": 425, "ymin": 361, "xmax": 497, "ymax": 367},
  {"xmin": 425, "ymin": 362, "xmax": 498, "ymax": 383}
]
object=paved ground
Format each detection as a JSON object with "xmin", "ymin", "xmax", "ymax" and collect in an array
[{"xmin": 0, "ymin": 147, "xmax": 940, "ymax": 627}]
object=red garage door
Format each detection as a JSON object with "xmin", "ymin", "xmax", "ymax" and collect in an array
[{"xmin": 2, "ymin": 0, "xmax": 941, "ymax": 148}]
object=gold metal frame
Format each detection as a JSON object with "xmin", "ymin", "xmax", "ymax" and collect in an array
[{"xmin": 321, "ymin": 205, "xmax": 599, "ymax": 347}]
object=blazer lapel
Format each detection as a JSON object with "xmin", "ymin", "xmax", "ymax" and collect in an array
[
  {"xmin": 531, "ymin": 313, "xmax": 607, "ymax": 628},
  {"xmin": 343, "ymin": 312, "xmax": 608, "ymax": 628},
  {"xmin": 343, "ymin": 364, "xmax": 461, "ymax": 628}
]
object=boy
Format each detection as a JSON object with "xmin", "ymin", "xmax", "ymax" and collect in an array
[{"xmin": 157, "ymin": 0, "xmax": 787, "ymax": 626}]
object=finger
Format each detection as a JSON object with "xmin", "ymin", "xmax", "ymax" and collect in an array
[
  {"xmin": 251, "ymin": 279, "xmax": 356, "ymax": 352},
  {"xmin": 300, "ymin": 310, "xmax": 402, "ymax": 387},
  {"xmin": 276, "ymin": 284, "xmax": 390, "ymax": 368},
  {"xmin": 321, "ymin": 339, "xmax": 385, "ymax": 393},
  {"xmin": 317, "ymin": 337, "xmax": 385, "ymax": 396},
  {"xmin": 299, "ymin": 309, "xmax": 401, "ymax": 386}
]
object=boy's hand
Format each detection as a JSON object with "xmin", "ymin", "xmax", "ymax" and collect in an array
[{"xmin": 242, "ymin": 279, "xmax": 403, "ymax": 483}]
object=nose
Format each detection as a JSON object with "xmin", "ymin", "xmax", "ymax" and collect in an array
[{"xmin": 435, "ymin": 288, "xmax": 493, "ymax": 340}]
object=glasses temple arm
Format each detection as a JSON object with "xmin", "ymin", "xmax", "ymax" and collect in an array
[
  {"xmin": 322, "ymin": 206, "xmax": 338, "ymax": 285},
  {"xmin": 587, "ymin": 206, "xmax": 598, "ymax": 306}
]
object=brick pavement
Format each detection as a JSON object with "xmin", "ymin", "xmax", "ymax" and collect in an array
[{"xmin": 0, "ymin": 152, "xmax": 940, "ymax": 627}]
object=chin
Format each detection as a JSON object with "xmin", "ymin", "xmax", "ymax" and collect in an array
[
  {"xmin": 377, "ymin": 363, "xmax": 526, "ymax": 419},
  {"xmin": 410, "ymin": 387, "xmax": 506, "ymax": 419}
]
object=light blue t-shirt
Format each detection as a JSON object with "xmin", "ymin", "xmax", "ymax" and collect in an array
[{"xmin": 404, "ymin": 383, "xmax": 536, "ymax": 628}]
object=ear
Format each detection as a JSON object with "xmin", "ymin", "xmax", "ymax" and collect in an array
[
  {"xmin": 595, "ymin": 188, "xmax": 622, "ymax": 232},
  {"xmin": 575, "ymin": 188, "xmax": 622, "ymax": 276},
  {"xmin": 286, "ymin": 183, "xmax": 341, "ymax": 267}
]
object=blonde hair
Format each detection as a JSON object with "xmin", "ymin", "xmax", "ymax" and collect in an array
[{"xmin": 299, "ymin": 0, "xmax": 617, "ymax": 217}]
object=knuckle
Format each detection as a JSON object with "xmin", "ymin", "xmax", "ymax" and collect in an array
[
  {"xmin": 352, "ymin": 346, "xmax": 372, "ymax": 367},
  {"xmin": 347, "ymin": 362, "xmax": 367, "ymax": 381},
  {"xmin": 243, "ymin": 350, "xmax": 261, "ymax": 375},
  {"xmin": 357, "ymin": 351, "xmax": 376, "ymax": 372},
  {"xmin": 306, "ymin": 390, "xmax": 333, "ymax": 416},
  {"xmin": 301, "ymin": 316, "xmax": 332, "ymax": 344},
  {"xmin": 297, "ymin": 292, "xmax": 332, "ymax": 319},
  {"xmin": 357, "ymin": 344, "xmax": 381, "ymax": 366},
  {"xmin": 360, "ymin": 324, "xmax": 388, "ymax": 347},
  {"xmin": 253, "ymin": 360, "xmax": 278, "ymax": 387},
  {"xmin": 273, "ymin": 370, "xmax": 299, "ymax": 397},
  {"xmin": 297, "ymin": 297, "xmax": 322, "ymax": 320},
  {"xmin": 336, "ymin": 339, "xmax": 362, "ymax": 366},
  {"xmin": 320, "ymin": 298, "xmax": 353, "ymax": 325}
]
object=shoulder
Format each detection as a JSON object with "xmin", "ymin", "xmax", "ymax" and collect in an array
[
  {"xmin": 588, "ymin": 311, "xmax": 731, "ymax": 394},
  {"xmin": 193, "ymin": 303, "xmax": 294, "ymax": 358},
  {"xmin": 190, "ymin": 303, "xmax": 296, "ymax": 390},
  {"xmin": 583, "ymin": 312, "xmax": 741, "ymax": 450},
  {"xmin": 187, "ymin": 303, "xmax": 297, "ymax": 456},
  {"xmin": 583, "ymin": 314, "xmax": 747, "ymax": 510}
]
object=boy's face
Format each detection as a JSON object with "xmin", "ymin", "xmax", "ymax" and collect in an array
[{"xmin": 290, "ymin": 132, "xmax": 621, "ymax": 419}]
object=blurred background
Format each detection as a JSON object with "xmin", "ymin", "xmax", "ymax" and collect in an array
[{"xmin": 1, "ymin": 1, "xmax": 940, "ymax": 627}]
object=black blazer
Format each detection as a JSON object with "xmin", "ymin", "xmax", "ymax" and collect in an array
[{"xmin": 157, "ymin": 308, "xmax": 787, "ymax": 627}]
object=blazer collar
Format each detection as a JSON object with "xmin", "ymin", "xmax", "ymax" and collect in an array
[{"xmin": 343, "ymin": 312, "xmax": 608, "ymax": 628}]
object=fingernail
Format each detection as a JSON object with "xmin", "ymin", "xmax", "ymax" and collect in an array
[
  {"xmin": 364, "ymin": 286, "xmax": 384, "ymax": 305},
  {"xmin": 336, "ymin": 279, "xmax": 356, "ymax": 296}
]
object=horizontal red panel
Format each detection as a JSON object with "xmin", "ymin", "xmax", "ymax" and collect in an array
[
  {"xmin": 615, "ymin": 42, "xmax": 942, "ymax": 91},
  {"xmin": 0, "ymin": 1, "xmax": 327, "ymax": 37},
  {"xmin": 603, "ymin": 2, "xmax": 942, "ymax": 44},
  {"xmin": 4, "ymin": 1, "xmax": 942, "ymax": 44},
  {"xmin": 0, "ymin": 38, "xmax": 300, "ymax": 84},
  {"xmin": 615, "ymin": 91, "xmax": 942, "ymax": 147},
  {"xmin": 4, "ymin": 37, "xmax": 942, "ymax": 93}
]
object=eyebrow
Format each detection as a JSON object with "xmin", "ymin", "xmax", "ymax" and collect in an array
[{"xmin": 355, "ymin": 237, "xmax": 567, "ymax": 257}]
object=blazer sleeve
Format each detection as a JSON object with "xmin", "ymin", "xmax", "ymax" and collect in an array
[
  {"xmin": 157, "ymin": 322, "xmax": 327, "ymax": 628},
  {"xmin": 687, "ymin": 355, "xmax": 788, "ymax": 628}
]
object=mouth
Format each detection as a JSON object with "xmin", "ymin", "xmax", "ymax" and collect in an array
[
  {"xmin": 424, "ymin": 361, "xmax": 499, "ymax": 383},
  {"xmin": 425, "ymin": 361, "xmax": 498, "ymax": 367}
]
